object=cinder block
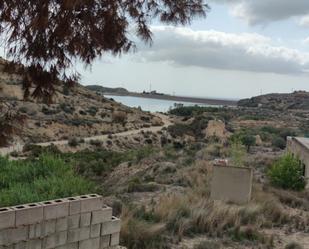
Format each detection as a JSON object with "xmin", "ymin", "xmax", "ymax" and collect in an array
[
  {"xmin": 68, "ymin": 214, "xmax": 80, "ymax": 229},
  {"xmin": 13, "ymin": 203, "xmax": 43, "ymax": 227},
  {"xmin": 0, "ymin": 226, "xmax": 29, "ymax": 246},
  {"xmin": 100, "ymin": 235, "xmax": 111, "ymax": 249},
  {"xmin": 42, "ymin": 199, "xmax": 69, "ymax": 220},
  {"xmin": 101, "ymin": 217, "xmax": 121, "ymax": 236},
  {"xmin": 66, "ymin": 197, "xmax": 81, "ymax": 215},
  {"xmin": 55, "ymin": 242, "xmax": 78, "ymax": 249},
  {"xmin": 0, "ymin": 245, "xmax": 13, "ymax": 249},
  {"xmin": 91, "ymin": 206, "xmax": 113, "ymax": 225},
  {"xmin": 13, "ymin": 241, "xmax": 26, "ymax": 249},
  {"xmin": 56, "ymin": 217, "xmax": 68, "ymax": 232},
  {"xmin": 67, "ymin": 226, "xmax": 90, "ymax": 243},
  {"xmin": 79, "ymin": 238, "xmax": 100, "ymax": 249},
  {"xmin": 79, "ymin": 194, "xmax": 102, "ymax": 213},
  {"xmin": 43, "ymin": 231, "xmax": 67, "ymax": 249},
  {"xmin": 29, "ymin": 223, "xmax": 43, "ymax": 239},
  {"xmin": 110, "ymin": 233, "xmax": 120, "ymax": 246},
  {"xmin": 0, "ymin": 207, "xmax": 15, "ymax": 230},
  {"xmin": 90, "ymin": 224, "xmax": 101, "ymax": 238},
  {"xmin": 26, "ymin": 239, "xmax": 42, "ymax": 249},
  {"xmin": 80, "ymin": 213, "xmax": 91, "ymax": 227},
  {"xmin": 42, "ymin": 219, "xmax": 56, "ymax": 237}
]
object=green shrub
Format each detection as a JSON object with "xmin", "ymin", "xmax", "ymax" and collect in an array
[
  {"xmin": 68, "ymin": 137, "xmax": 79, "ymax": 147},
  {"xmin": 169, "ymin": 106, "xmax": 220, "ymax": 117},
  {"xmin": 272, "ymin": 136, "xmax": 286, "ymax": 149},
  {"xmin": 168, "ymin": 123, "xmax": 193, "ymax": 138},
  {"xmin": 59, "ymin": 103, "xmax": 75, "ymax": 114},
  {"xmin": 230, "ymin": 132, "xmax": 256, "ymax": 152},
  {"xmin": 229, "ymin": 141, "xmax": 246, "ymax": 167},
  {"xmin": 240, "ymin": 135, "xmax": 256, "ymax": 152},
  {"xmin": 89, "ymin": 139, "xmax": 103, "ymax": 147},
  {"xmin": 87, "ymin": 106, "xmax": 98, "ymax": 116},
  {"xmin": 268, "ymin": 154, "xmax": 306, "ymax": 191},
  {"xmin": 0, "ymin": 154, "xmax": 94, "ymax": 207}
]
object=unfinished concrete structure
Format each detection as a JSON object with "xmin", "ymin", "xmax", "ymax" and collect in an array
[
  {"xmin": 0, "ymin": 194, "xmax": 121, "ymax": 249},
  {"xmin": 210, "ymin": 165, "xmax": 253, "ymax": 204},
  {"xmin": 287, "ymin": 137, "xmax": 309, "ymax": 188}
]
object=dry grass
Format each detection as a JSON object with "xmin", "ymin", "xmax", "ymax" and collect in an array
[{"xmin": 120, "ymin": 149, "xmax": 309, "ymax": 249}]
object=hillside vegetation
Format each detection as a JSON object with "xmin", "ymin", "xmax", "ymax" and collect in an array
[
  {"xmin": 0, "ymin": 58, "xmax": 162, "ymax": 146},
  {"xmin": 238, "ymin": 91, "xmax": 309, "ymax": 110}
]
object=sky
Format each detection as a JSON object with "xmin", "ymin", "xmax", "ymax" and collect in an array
[{"xmin": 79, "ymin": 0, "xmax": 309, "ymax": 100}]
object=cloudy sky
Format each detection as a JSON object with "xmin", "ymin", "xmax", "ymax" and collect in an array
[{"xmin": 80, "ymin": 0, "xmax": 309, "ymax": 100}]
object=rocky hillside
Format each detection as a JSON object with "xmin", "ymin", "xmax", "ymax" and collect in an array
[
  {"xmin": 0, "ymin": 60, "xmax": 162, "ymax": 146},
  {"xmin": 238, "ymin": 91, "xmax": 309, "ymax": 110}
]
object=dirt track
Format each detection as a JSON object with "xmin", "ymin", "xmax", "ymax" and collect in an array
[{"xmin": 0, "ymin": 113, "xmax": 172, "ymax": 157}]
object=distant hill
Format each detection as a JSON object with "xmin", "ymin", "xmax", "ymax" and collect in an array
[
  {"xmin": 238, "ymin": 91, "xmax": 309, "ymax": 110},
  {"xmin": 86, "ymin": 85, "xmax": 129, "ymax": 94}
]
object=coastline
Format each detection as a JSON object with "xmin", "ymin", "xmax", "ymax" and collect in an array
[{"xmin": 103, "ymin": 92, "xmax": 238, "ymax": 106}]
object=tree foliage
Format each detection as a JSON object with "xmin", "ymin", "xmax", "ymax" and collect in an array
[
  {"xmin": 0, "ymin": 0, "xmax": 209, "ymax": 100},
  {"xmin": 0, "ymin": 102, "xmax": 25, "ymax": 147}
]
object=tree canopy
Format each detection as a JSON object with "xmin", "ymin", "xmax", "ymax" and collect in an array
[{"xmin": 0, "ymin": 0, "xmax": 209, "ymax": 100}]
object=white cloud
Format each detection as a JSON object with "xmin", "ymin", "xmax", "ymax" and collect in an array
[
  {"xmin": 302, "ymin": 37, "xmax": 309, "ymax": 45},
  {"xmin": 135, "ymin": 26, "xmax": 309, "ymax": 74},
  {"xmin": 210, "ymin": 0, "xmax": 309, "ymax": 25},
  {"xmin": 299, "ymin": 15, "xmax": 309, "ymax": 27}
]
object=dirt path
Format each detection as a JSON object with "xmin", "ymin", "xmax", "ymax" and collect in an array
[{"xmin": 0, "ymin": 113, "xmax": 172, "ymax": 157}]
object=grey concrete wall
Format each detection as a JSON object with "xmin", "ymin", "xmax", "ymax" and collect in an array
[
  {"xmin": 287, "ymin": 137, "xmax": 309, "ymax": 188},
  {"xmin": 210, "ymin": 166, "xmax": 253, "ymax": 204},
  {"xmin": 0, "ymin": 194, "xmax": 121, "ymax": 249}
]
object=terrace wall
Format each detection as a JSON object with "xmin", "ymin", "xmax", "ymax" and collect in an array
[{"xmin": 0, "ymin": 194, "xmax": 121, "ymax": 249}]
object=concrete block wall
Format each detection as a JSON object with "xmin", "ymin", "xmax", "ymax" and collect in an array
[
  {"xmin": 210, "ymin": 165, "xmax": 253, "ymax": 204},
  {"xmin": 0, "ymin": 194, "xmax": 121, "ymax": 249}
]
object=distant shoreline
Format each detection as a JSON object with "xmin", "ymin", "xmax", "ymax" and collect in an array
[{"xmin": 104, "ymin": 92, "xmax": 238, "ymax": 106}]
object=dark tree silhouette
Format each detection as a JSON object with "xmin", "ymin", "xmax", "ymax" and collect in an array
[
  {"xmin": 0, "ymin": 102, "xmax": 25, "ymax": 146},
  {"xmin": 0, "ymin": 0, "xmax": 209, "ymax": 100}
]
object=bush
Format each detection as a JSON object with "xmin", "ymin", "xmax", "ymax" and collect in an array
[
  {"xmin": 68, "ymin": 137, "xmax": 79, "ymax": 147},
  {"xmin": 285, "ymin": 242, "xmax": 304, "ymax": 249},
  {"xmin": 194, "ymin": 241, "xmax": 221, "ymax": 249},
  {"xmin": 89, "ymin": 139, "xmax": 103, "ymax": 147},
  {"xmin": 268, "ymin": 154, "xmax": 306, "ymax": 191},
  {"xmin": 87, "ymin": 106, "xmax": 98, "ymax": 116},
  {"xmin": 168, "ymin": 123, "xmax": 193, "ymax": 138},
  {"xmin": 272, "ymin": 136, "xmax": 286, "ymax": 149},
  {"xmin": 112, "ymin": 111, "xmax": 127, "ymax": 123},
  {"xmin": 127, "ymin": 178, "xmax": 160, "ymax": 193},
  {"xmin": 169, "ymin": 106, "xmax": 220, "ymax": 117},
  {"xmin": 59, "ymin": 103, "xmax": 75, "ymax": 114},
  {"xmin": 241, "ymin": 135, "xmax": 256, "ymax": 152}
]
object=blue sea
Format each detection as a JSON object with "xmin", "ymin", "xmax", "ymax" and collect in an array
[{"xmin": 107, "ymin": 95, "xmax": 216, "ymax": 113}]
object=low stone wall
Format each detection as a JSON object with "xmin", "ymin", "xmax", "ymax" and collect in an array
[
  {"xmin": 0, "ymin": 194, "xmax": 121, "ymax": 249},
  {"xmin": 210, "ymin": 165, "xmax": 253, "ymax": 204}
]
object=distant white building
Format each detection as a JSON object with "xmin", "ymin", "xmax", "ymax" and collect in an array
[{"xmin": 287, "ymin": 137, "xmax": 309, "ymax": 188}]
